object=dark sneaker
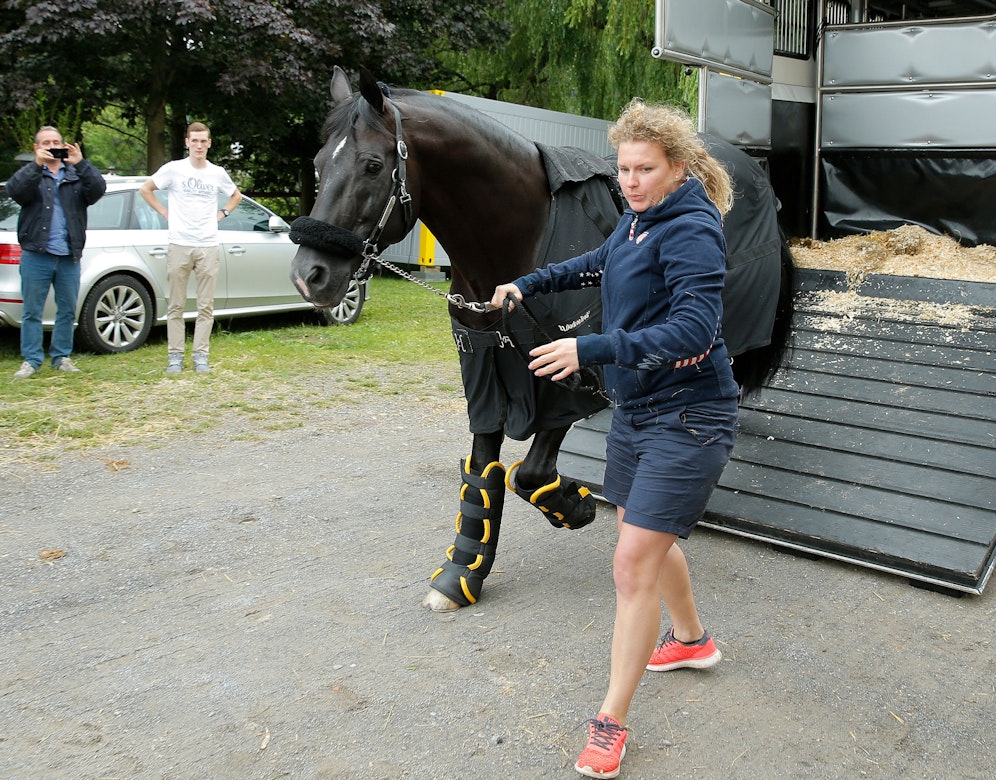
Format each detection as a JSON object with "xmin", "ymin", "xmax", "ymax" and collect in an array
[
  {"xmin": 55, "ymin": 357, "xmax": 81, "ymax": 373},
  {"xmin": 193, "ymin": 354, "xmax": 210, "ymax": 373},
  {"xmin": 575, "ymin": 713, "xmax": 627, "ymax": 779},
  {"xmin": 646, "ymin": 627, "xmax": 722, "ymax": 672},
  {"xmin": 166, "ymin": 353, "xmax": 183, "ymax": 374},
  {"xmin": 13, "ymin": 361, "xmax": 37, "ymax": 379}
]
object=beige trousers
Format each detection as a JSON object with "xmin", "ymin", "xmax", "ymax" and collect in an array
[{"xmin": 166, "ymin": 244, "xmax": 221, "ymax": 356}]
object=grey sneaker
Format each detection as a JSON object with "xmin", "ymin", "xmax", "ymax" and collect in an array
[
  {"xmin": 166, "ymin": 353, "xmax": 183, "ymax": 374},
  {"xmin": 13, "ymin": 361, "xmax": 37, "ymax": 379},
  {"xmin": 193, "ymin": 354, "xmax": 210, "ymax": 373},
  {"xmin": 55, "ymin": 357, "xmax": 81, "ymax": 373}
]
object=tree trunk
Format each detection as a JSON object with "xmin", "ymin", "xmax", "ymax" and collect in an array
[
  {"xmin": 144, "ymin": 27, "xmax": 170, "ymax": 173},
  {"xmin": 169, "ymin": 117, "xmax": 187, "ymax": 162},
  {"xmin": 145, "ymin": 99, "xmax": 167, "ymax": 173}
]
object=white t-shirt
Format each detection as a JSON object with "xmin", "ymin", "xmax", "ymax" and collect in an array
[{"xmin": 151, "ymin": 158, "xmax": 238, "ymax": 247}]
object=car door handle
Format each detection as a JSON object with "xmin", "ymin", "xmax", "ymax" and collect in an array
[
  {"xmin": 148, "ymin": 247, "xmax": 168, "ymax": 258},
  {"xmin": 227, "ymin": 246, "xmax": 246, "ymax": 256}
]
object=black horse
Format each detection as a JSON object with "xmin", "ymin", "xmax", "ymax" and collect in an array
[{"xmin": 290, "ymin": 66, "xmax": 793, "ymax": 611}]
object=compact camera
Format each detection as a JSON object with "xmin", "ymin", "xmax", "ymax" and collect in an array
[{"xmin": 49, "ymin": 147, "xmax": 69, "ymax": 159}]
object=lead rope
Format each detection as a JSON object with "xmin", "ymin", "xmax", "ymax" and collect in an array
[
  {"xmin": 365, "ymin": 254, "xmax": 497, "ymax": 314},
  {"xmin": 367, "ymin": 257, "xmax": 608, "ymax": 400}
]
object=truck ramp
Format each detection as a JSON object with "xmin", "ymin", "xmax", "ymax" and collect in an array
[{"xmin": 558, "ymin": 270, "xmax": 995, "ymax": 594}]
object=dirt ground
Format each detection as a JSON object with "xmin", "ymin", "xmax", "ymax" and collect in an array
[{"xmin": 2, "ymin": 391, "xmax": 993, "ymax": 780}]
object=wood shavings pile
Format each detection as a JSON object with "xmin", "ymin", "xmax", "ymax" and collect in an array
[
  {"xmin": 800, "ymin": 289, "xmax": 981, "ymax": 329},
  {"xmin": 790, "ymin": 225, "xmax": 996, "ymax": 286}
]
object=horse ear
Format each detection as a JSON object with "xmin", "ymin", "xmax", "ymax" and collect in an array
[
  {"xmin": 357, "ymin": 66, "xmax": 385, "ymax": 114},
  {"xmin": 330, "ymin": 66, "xmax": 353, "ymax": 106}
]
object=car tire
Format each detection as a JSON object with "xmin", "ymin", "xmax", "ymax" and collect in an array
[
  {"xmin": 316, "ymin": 279, "xmax": 364, "ymax": 325},
  {"xmin": 77, "ymin": 274, "xmax": 155, "ymax": 354}
]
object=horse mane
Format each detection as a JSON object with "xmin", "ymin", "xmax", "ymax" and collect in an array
[
  {"xmin": 321, "ymin": 97, "xmax": 387, "ymax": 143},
  {"xmin": 404, "ymin": 90, "xmax": 534, "ymax": 152},
  {"xmin": 321, "ymin": 86, "xmax": 537, "ymax": 161}
]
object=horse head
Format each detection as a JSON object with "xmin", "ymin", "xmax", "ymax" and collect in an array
[{"xmin": 289, "ymin": 66, "xmax": 419, "ymax": 308}]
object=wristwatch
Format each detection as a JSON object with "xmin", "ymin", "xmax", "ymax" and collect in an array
[{"xmin": 221, "ymin": 208, "xmax": 230, "ymax": 217}]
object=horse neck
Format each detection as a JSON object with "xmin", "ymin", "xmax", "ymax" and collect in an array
[{"xmin": 403, "ymin": 100, "xmax": 551, "ymax": 309}]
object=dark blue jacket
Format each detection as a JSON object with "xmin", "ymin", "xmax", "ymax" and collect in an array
[
  {"xmin": 6, "ymin": 159, "xmax": 106, "ymax": 261},
  {"xmin": 515, "ymin": 177, "xmax": 740, "ymax": 412}
]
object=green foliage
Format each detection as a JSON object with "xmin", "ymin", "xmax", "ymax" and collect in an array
[
  {"xmin": 437, "ymin": 0, "xmax": 698, "ymax": 121},
  {"xmin": 81, "ymin": 106, "xmax": 148, "ymax": 174},
  {"xmin": 0, "ymin": 90, "xmax": 86, "ymax": 151},
  {"xmin": 0, "ymin": 0, "xmax": 698, "ymax": 198},
  {"xmin": 0, "ymin": 1, "xmax": 506, "ymax": 191}
]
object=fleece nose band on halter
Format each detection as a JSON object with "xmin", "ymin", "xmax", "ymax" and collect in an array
[{"xmin": 289, "ymin": 216, "xmax": 364, "ymax": 257}]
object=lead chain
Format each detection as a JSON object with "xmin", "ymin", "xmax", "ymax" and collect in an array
[{"xmin": 371, "ymin": 255, "xmax": 498, "ymax": 313}]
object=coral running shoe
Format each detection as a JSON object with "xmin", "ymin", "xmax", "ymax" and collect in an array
[
  {"xmin": 575, "ymin": 713, "xmax": 627, "ymax": 778},
  {"xmin": 646, "ymin": 627, "xmax": 722, "ymax": 672}
]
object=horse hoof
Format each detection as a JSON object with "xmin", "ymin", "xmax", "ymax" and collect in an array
[{"xmin": 422, "ymin": 588, "xmax": 462, "ymax": 612}]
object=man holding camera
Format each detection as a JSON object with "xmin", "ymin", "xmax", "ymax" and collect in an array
[{"xmin": 8, "ymin": 126, "xmax": 106, "ymax": 379}]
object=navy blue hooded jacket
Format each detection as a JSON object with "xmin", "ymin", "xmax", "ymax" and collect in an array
[
  {"xmin": 514, "ymin": 177, "xmax": 740, "ymax": 413},
  {"xmin": 6, "ymin": 159, "xmax": 106, "ymax": 261}
]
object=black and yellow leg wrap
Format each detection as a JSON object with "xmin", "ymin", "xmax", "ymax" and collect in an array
[
  {"xmin": 429, "ymin": 457, "xmax": 506, "ymax": 606},
  {"xmin": 506, "ymin": 460, "xmax": 597, "ymax": 530}
]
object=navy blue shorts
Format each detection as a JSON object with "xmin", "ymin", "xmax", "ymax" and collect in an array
[{"xmin": 601, "ymin": 398, "xmax": 738, "ymax": 538}]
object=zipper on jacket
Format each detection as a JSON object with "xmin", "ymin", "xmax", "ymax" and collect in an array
[{"xmin": 628, "ymin": 215, "xmax": 638, "ymax": 242}]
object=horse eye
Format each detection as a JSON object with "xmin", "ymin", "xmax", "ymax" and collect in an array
[{"xmin": 364, "ymin": 160, "xmax": 383, "ymax": 175}]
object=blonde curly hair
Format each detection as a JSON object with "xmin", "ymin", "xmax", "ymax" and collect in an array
[{"xmin": 609, "ymin": 98, "xmax": 733, "ymax": 216}]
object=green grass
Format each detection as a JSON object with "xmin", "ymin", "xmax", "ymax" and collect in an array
[{"xmin": 0, "ymin": 276, "xmax": 464, "ymax": 465}]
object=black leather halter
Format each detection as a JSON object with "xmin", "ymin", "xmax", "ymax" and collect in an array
[{"xmin": 352, "ymin": 98, "xmax": 414, "ymax": 282}]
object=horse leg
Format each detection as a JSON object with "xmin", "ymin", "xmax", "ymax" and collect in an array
[
  {"xmin": 506, "ymin": 426, "xmax": 598, "ymax": 530},
  {"xmin": 422, "ymin": 431, "xmax": 506, "ymax": 612}
]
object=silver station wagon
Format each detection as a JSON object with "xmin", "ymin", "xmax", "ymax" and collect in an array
[{"xmin": 0, "ymin": 175, "xmax": 364, "ymax": 353}]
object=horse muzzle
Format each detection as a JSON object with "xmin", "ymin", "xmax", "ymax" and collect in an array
[
  {"xmin": 289, "ymin": 259, "xmax": 353, "ymax": 308},
  {"xmin": 289, "ymin": 221, "xmax": 361, "ymax": 307}
]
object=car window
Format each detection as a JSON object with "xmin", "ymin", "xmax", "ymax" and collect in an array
[
  {"xmin": 0, "ymin": 190, "xmax": 19, "ymax": 230},
  {"xmin": 220, "ymin": 198, "xmax": 272, "ymax": 232},
  {"xmin": 133, "ymin": 190, "xmax": 167, "ymax": 230},
  {"xmin": 87, "ymin": 191, "xmax": 132, "ymax": 230}
]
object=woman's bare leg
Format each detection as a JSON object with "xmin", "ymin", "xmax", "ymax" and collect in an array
[
  {"xmin": 656, "ymin": 542, "xmax": 705, "ymax": 643},
  {"xmin": 598, "ymin": 507, "xmax": 679, "ymax": 724}
]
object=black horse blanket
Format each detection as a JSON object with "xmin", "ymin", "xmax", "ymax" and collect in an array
[
  {"xmin": 451, "ymin": 137, "xmax": 783, "ymax": 440},
  {"xmin": 452, "ymin": 145, "xmax": 618, "ymax": 440},
  {"xmin": 702, "ymin": 136, "xmax": 783, "ymax": 356}
]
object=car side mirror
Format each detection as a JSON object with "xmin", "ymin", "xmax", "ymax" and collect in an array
[{"xmin": 269, "ymin": 214, "xmax": 291, "ymax": 233}]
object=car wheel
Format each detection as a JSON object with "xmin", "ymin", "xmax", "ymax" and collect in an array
[
  {"xmin": 316, "ymin": 279, "xmax": 364, "ymax": 325},
  {"xmin": 77, "ymin": 274, "xmax": 155, "ymax": 354}
]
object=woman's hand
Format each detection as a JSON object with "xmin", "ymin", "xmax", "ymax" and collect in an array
[
  {"xmin": 490, "ymin": 283, "xmax": 523, "ymax": 311},
  {"xmin": 528, "ymin": 338, "xmax": 579, "ymax": 381}
]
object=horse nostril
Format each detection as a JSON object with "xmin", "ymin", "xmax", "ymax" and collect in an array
[{"xmin": 305, "ymin": 263, "xmax": 328, "ymax": 287}]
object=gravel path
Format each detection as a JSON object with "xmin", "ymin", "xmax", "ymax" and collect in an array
[{"xmin": 2, "ymin": 398, "xmax": 993, "ymax": 779}]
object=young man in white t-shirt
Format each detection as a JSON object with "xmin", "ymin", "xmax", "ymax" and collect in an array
[{"xmin": 140, "ymin": 122, "xmax": 242, "ymax": 373}]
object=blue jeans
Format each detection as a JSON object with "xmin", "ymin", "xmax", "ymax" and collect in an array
[{"xmin": 19, "ymin": 250, "xmax": 81, "ymax": 367}]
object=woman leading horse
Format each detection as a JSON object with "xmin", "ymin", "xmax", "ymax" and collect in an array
[
  {"xmin": 493, "ymin": 97, "xmax": 740, "ymax": 780},
  {"xmin": 289, "ymin": 66, "xmax": 793, "ymax": 617}
]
